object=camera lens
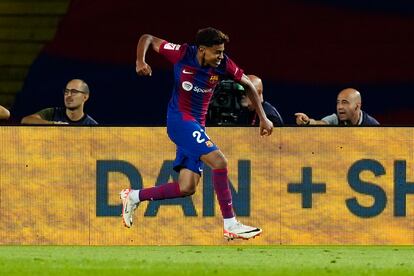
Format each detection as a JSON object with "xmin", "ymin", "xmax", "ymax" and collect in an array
[{"xmin": 217, "ymin": 93, "xmax": 230, "ymax": 106}]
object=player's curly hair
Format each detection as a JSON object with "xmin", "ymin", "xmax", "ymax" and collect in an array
[{"xmin": 195, "ymin": 27, "xmax": 229, "ymax": 47}]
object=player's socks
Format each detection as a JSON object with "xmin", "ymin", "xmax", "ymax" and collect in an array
[
  {"xmin": 138, "ymin": 182, "xmax": 182, "ymax": 201},
  {"xmin": 213, "ymin": 168, "xmax": 235, "ymax": 219},
  {"xmin": 224, "ymin": 217, "xmax": 238, "ymax": 229},
  {"xmin": 128, "ymin": 190, "xmax": 140, "ymax": 204}
]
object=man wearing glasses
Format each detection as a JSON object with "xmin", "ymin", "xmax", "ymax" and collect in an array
[{"xmin": 21, "ymin": 79, "xmax": 98, "ymax": 125}]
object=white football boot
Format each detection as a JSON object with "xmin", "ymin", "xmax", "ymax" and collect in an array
[
  {"xmin": 224, "ymin": 221, "xmax": 262, "ymax": 240},
  {"xmin": 119, "ymin": 188, "xmax": 139, "ymax": 228}
]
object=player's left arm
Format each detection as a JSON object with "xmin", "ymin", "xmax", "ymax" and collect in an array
[{"xmin": 239, "ymin": 74, "xmax": 273, "ymax": 136}]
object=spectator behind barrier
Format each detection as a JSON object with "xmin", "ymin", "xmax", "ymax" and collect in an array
[
  {"xmin": 295, "ymin": 88, "xmax": 379, "ymax": 126},
  {"xmin": 0, "ymin": 105, "xmax": 10, "ymax": 120},
  {"xmin": 21, "ymin": 79, "xmax": 98, "ymax": 125},
  {"xmin": 237, "ymin": 74, "xmax": 283, "ymax": 126}
]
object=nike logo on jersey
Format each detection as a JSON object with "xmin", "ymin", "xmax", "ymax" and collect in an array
[{"xmin": 182, "ymin": 69, "xmax": 194, "ymax": 74}]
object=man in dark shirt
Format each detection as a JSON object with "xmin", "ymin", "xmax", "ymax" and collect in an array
[
  {"xmin": 21, "ymin": 79, "xmax": 98, "ymax": 125},
  {"xmin": 237, "ymin": 75, "xmax": 283, "ymax": 126},
  {"xmin": 295, "ymin": 88, "xmax": 379, "ymax": 126}
]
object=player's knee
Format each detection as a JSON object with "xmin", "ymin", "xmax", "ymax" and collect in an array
[
  {"xmin": 180, "ymin": 185, "xmax": 196, "ymax": 196},
  {"xmin": 212, "ymin": 156, "xmax": 228, "ymax": 170},
  {"xmin": 179, "ymin": 182, "xmax": 196, "ymax": 196}
]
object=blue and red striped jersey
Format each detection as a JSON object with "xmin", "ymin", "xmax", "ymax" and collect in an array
[{"xmin": 159, "ymin": 41, "xmax": 244, "ymax": 126}]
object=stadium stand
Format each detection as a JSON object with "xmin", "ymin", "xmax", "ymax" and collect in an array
[
  {"xmin": 0, "ymin": 0, "xmax": 69, "ymax": 111},
  {"xmin": 3, "ymin": 0, "xmax": 414, "ymax": 125}
]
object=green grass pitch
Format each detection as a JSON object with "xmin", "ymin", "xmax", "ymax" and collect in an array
[{"xmin": 0, "ymin": 246, "xmax": 413, "ymax": 275}]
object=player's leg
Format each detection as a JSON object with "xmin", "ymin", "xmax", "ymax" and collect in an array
[
  {"xmin": 201, "ymin": 150, "xmax": 233, "ymax": 219},
  {"xmin": 120, "ymin": 138, "xmax": 203, "ymax": 228},
  {"xmin": 120, "ymin": 169, "xmax": 199, "ymax": 228},
  {"xmin": 177, "ymin": 168, "xmax": 201, "ymax": 196},
  {"xmin": 136, "ymin": 167, "xmax": 200, "ymax": 199},
  {"xmin": 120, "ymin": 120, "xmax": 211, "ymax": 228},
  {"xmin": 201, "ymin": 150, "xmax": 262, "ymax": 240}
]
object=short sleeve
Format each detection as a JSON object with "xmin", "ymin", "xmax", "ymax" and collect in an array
[
  {"xmin": 158, "ymin": 41, "xmax": 187, "ymax": 64},
  {"xmin": 36, "ymin": 107, "xmax": 54, "ymax": 121},
  {"xmin": 225, "ymin": 56, "xmax": 244, "ymax": 82},
  {"xmin": 321, "ymin": 113, "xmax": 338, "ymax": 125}
]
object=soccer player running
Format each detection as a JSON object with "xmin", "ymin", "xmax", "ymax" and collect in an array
[{"xmin": 120, "ymin": 27, "xmax": 273, "ymax": 240}]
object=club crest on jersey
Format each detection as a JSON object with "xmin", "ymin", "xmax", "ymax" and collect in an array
[
  {"xmin": 205, "ymin": 141, "xmax": 214, "ymax": 147},
  {"xmin": 209, "ymin": 75, "xmax": 219, "ymax": 84},
  {"xmin": 182, "ymin": 81, "xmax": 193, "ymax": 91},
  {"xmin": 163, "ymin": 43, "xmax": 180, "ymax": 50}
]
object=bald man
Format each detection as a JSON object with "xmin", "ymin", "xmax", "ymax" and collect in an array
[
  {"xmin": 238, "ymin": 75, "xmax": 283, "ymax": 126},
  {"xmin": 0, "ymin": 105, "xmax": 10, "ymax": 120},
  {"xmin": 21, "ymin": 79, "xmax": 98, "ymax": 125},
  {"xmin": 295, "ymin": 88, "xmax": 379, "ymax": 126}
]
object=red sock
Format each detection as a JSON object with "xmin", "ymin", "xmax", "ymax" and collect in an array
[
  {"xmin": 213, "ymin": 168, "xmax": 235, "ymax": 219},
  {"xmin": 139, "ymin": 182, "xmax": 182, "ymax": 201}
]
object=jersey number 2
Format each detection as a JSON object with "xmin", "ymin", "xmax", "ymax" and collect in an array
[{"xmin": 192, "ymin": 131, "xmax": 205, "ymax": 143}]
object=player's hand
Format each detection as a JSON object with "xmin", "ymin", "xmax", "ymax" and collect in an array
[
  {"xmin": 260, "ymin": 118, "xmax": 273, "ymax": 136},
  {"xmin": 136, "ymin": 61, "xmax": 152, "ymax": 76},
  {"xmin": 295, "ymin": 113, "xmax": 310, "ymax": 125}
]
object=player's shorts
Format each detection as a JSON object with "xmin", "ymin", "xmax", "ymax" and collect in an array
[{"xmin": 167, "ymin": 119, "xmax": 218, "ymax": 175}]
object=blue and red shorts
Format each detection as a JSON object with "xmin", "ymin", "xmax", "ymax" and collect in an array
[{"xmin": 167, "ymin": 119, "xmax": 218, "ymax": 175}]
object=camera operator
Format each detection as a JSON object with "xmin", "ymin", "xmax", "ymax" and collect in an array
[
  {"xmin": 207, "ymin": 75, "xmax": 283, "ymax": 126},
  {"xmin": 207, "ymin": 79, "xmax": 245, "ymax": 126},
  {"xmin": 237, "ymin": 75, "xmax": 283, "ymax": 126}
]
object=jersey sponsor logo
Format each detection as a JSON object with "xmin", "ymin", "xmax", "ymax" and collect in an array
[
  {"xmin": 193, "ymin": 86, "xmax": 213, "ymax": 94},
  {"xmin": 182, "ymin": 69, "xmax": 194, "ymax": 75},
  {"xmin": 163, "ymin": 43, "xmax": 180, "ymax": 50},
  {"xmin": 205, "ymin": 141, "xmax": 214, "ymax": 147},
  {"xmin": 182, "ymin": 81, "xmax": 193, "ymax": 91},
  {"xmin": 181, "ymin": 82, "xmax": 213, "ymax": 93}
]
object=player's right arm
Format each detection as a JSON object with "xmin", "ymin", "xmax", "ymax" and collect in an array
[
  {"xmin": 295, "ymin": 112, "xmax": 328, "ymax": 125},
  {"xmin": 136, "ymin": 34, "xmax": 164, "ymax": 76}
]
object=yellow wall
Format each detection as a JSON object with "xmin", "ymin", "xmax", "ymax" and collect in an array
[{"xmin": 0, "ymin": 127, "xmax": 413, "ymax": 245}]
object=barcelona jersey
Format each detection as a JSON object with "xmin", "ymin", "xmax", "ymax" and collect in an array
[{"xmin": 159, "ymin": 41, "xmax": 244, "ymax": 126}]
